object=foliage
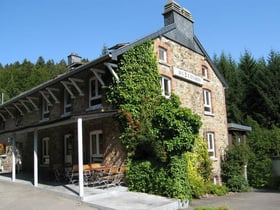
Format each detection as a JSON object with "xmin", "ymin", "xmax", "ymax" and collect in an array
[
  {"xmin": 214, "ymin": 50, "xmax": 280, "ymax": 189},
  {"xmin": 126, "ymin": 155, "xmax": 192, "ymax": 200},
  {"xmin": 195, "ymin": 207, "xmax": 229, "ymax": 210},
  {"xmin": 205, "ymin": 183, "xmax": 228, "ymax": 196},
  {"xmin": 221, "ymin": 143, "xmax": 251, "ymax": 192},
  {"xmin": 226, "ymin": 175, "xmax": 250, "ymax": 192},
  {"xmin": 107, "ymin": 40, "xmax": 201, "ymax": 200},
  {"xmin": 246, "ymin": 118, "xmax": 273, "ymax": 188},
  {"xmin": 0, "ymin": 57, "xmax": 67, "ymax": 101},
  {"xmin": 186, "ymin": 137, "xmax": 212, "ymax": 198}
]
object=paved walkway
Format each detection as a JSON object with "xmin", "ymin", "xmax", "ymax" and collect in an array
[
  {"xmin": 0, "ymin": 174, "xmax": 180, "ymax": 210},
  {"xmin": 1, "ymin": 173, "xmax": 279, "ymax": 210},
  {"xmin": 188, "ymin": 189, "xmax": 280, "ymax": 210}
]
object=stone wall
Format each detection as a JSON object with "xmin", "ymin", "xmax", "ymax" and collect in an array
[{"xmin": 155, "ymin": 37, "xmax": 229, "ymax": 184}]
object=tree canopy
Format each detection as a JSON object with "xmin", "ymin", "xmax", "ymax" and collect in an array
[{"xmin": 0, "ymin": 58, "xmax": 67, "ymax": 103}]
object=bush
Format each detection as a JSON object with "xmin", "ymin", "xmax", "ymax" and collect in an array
[
  {"xmin": 206, "ymin": 183, "xmax": 228, "ymax": 196},
  {"xmin": 226, "ymin": 175, "xmax": 250, "ymax": 192},
  {"xmin": 195, "ymin": 207, "xmax": 229, "ymax": 210},
  {"xmin": 126, "ymin": 156, "xmax": 192, "ymax": 200}
]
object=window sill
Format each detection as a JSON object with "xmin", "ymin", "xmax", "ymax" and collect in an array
[
  {"xmin": 203, "ymin": 77, "xmax": 210, "ymax": 82},
  {"xmin": 210, "ymin": 157, "xmax": 218, "ymax": 161},
  {"xmin": 39, "ymin": 118, "xmax": 49, "ymax": 123},
  {"xmin": 158, "ymin": 60, "xmax": 171, "ymax": 67},
  {"xmin": 86, "ymin": 104, "xmax": 102, "ymax": 111},
  {"xmin": 61, "ymin": 112, "xmax": 71, "ymax": 118},
  {"xmin": 204, "ymin": 112, "xmax": 215, "ymax": 117}
]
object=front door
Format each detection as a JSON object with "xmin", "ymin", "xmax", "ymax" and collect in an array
[{"xmin": 64, "ymin": 134, "xmax": 73, "ymax": 165}]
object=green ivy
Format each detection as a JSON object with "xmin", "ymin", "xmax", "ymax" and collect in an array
[{"xmin": 106, "ymin": 40, "xmax": 202, "ymax": 200}]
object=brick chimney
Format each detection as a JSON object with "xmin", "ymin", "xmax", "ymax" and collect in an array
[{"xmin": 162, "ymin": 0, "xmax": 194, "ymax": 40}]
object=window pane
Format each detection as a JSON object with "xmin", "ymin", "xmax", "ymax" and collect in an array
[
  {"xmin": 91, "ymin": 79, "xmax": 96, "ymax": 97},
  {"xmin": 99, "ymin": 134, "xmax": 103, "ymax": 154},
  {"xmin": 159, "ymin": 47, "xmax": 167, "ymax": 62},
  {"xmin": 92, "ymin": 134, "xmax": 97, "ymax": 154}
]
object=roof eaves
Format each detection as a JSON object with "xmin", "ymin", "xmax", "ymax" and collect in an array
[
  {"xmin": 111, "ymin": 23, "xmax": 177, "ymax": 60},
  {"xmin": 0, "ymin": 54, "xmax": 112, "ymax": 109},
  {"xmin": 194, "ymin": 35, "xmax": 228, "ymax": 88},
  {"xmin": 228, "ymin": 123, "xmax": 252, "ymax": 132}
]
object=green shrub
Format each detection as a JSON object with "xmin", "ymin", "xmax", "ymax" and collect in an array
[
  {"xmin": 186, "ymin": 137, "xmax": 212, "ymax": 198},
  {"xmin": 206, "ymin": 183, "xmax": 228, "ymax": 196},
  {"xmin": 226, "ymin": 175, "xmax": 250, "ymax": 192},
  {"xmin": 126, "ymin": 156, "xmax": 191, "ymax": 200},
  {"xmin": 195, "ymin": 207, "xmax": 229, "ymax": 210}
]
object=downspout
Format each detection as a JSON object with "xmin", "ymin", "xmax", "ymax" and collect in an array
[{"xmin": 104, "ymin": 62, "xmax": 119, "ymax": 83}]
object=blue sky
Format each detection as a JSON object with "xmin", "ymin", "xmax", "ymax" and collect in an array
[{"xmin": 1, "ymin": 0, "xmax": 279, "ymax": 65}]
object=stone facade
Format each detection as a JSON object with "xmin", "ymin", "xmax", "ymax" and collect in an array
[{"xmin": 155, "ymin": 36, "xmax": 228, "ymax": 184}]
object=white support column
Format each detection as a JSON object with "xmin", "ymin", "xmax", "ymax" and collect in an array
[
  {"xmin": 244, "ymin": 164, "xmax": 248, "ymax": 181},
  {"xmin": 11, "ymin": 138, "xmax": 16, "ymax": 182},
  {"xmin": 77, "ymin": 118, "xmax": 84, "ymax": 198},
  {"xmin": 34, "ymin": 128, "xmax": 38, "ymax": 187}
]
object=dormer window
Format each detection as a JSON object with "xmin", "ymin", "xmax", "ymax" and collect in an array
[
  {"xmin": 64, "ymin": 89, "xmax": 72, "ymax": 114},
  {"xmin": 89, "ymin": 77, "xmax": 102, "ymax": 109},
  {"xmin": 42, "ymin": 97, "xmax": 49, "ymax": 120},
  {"xmin": 159, "ymin": 47, "xmax": 167, "ymax": 63}
]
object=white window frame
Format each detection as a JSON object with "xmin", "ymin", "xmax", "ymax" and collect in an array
[
  {"xmin": 203, "ymin": 89, "xmax": 213, "ymax": 114},
  {"xmin": 202, "ymin": 66, "xmax": 209, "ymax": 79},
  {"xmin": 206, "ymin": 132, "xmax": 215, "ymax": 159},
  {"xmin": 161, "ymin": 76, "xmax": 171, "ymax": 98},
  {"xmin": 64, "ymin": 89, "xmax": 72, "ymax": 115},
  {"xmin": 159, "ymin": 47, "xmax": 167, "ymax": 63},
  {"xmin": 90, "ymin": 130, "xmax": 103, "ymax": 163},
  {"xmin": 42, "ymin": 137, "xmax": 50, "ymax": 165},
  {"xmin": 89, "ymin": 77, "xmax": 102, "ymax": 110},
  {"xmin": 42, "ymin": 97, "xmax": 49, "ymax": 120}
]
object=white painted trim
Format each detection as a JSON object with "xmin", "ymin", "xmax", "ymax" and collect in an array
[
  {"xmin": 34, "ymin": 128, "xmax": 38, "ymax": 187},
  {"xmin": 77, "ymin": 118, "xmax": 84, "ymax": 198}
]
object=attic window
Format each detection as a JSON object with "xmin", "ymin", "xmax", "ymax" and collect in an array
[
  {"xmin": 202, "ymin": 66, "xmax": 209, "ymax": 79},
  {"xmin": 159, "ymin": 47, "xmax": 167, "ymax": 63}
]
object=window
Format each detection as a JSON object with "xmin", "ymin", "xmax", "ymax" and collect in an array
[
  {"xmin": 161, "ymin": 76, "xmax": 171, "ymax": 97},
  {"xmin": 64, "ymin": 134, "xmax": 73, "ymax": 164},
  {"xmin": 42, "ymin": 97, "xmax": 49, "ymax": 120},
  {"xmin": 202, "ymin": 66, "xmax": 209, "ymax": 79},
  {"xmin": 64, "ymin": 89, "xmax": 72, "ymax": 114},
  {"xmin": 159, "ymin": 47, "xmax": 167, "ymax": 63},
  {"xmin": 206, "ymin": 132, "xmax": 215, "ymax": 158},
  {"xmin": 203, "ymin": 89, "xmax": 213, "ymax": 114},
  {"xmin": 89, "ymin": 77, "xmax": 102, "ymax": 109},
  {"xmin": 90, "ymin": 130, "xmax": 103, "ymax": 163},
  {"xmin": 42, "ymin": 137, "xmax": 50, "ymax": 165}
]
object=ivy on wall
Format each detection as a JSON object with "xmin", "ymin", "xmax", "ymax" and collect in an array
[{"xmin": 106, "ymin": 40, "xmax": 202, "ymax": 200}]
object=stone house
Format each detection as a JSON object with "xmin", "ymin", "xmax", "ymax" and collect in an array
[{"xmin": 0, "ymin": 1, "xmax": 228, "ymax": 185}]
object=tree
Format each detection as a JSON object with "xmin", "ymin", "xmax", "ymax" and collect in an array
[{"xmin": 100, "ymin": 44, "xmax": 109, "ymax": 56}]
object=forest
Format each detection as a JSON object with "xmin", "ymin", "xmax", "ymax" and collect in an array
[
  {"xmin": 0, "ymin": 49, "xmax": 280, "ymax": 188},
  {"xmin": 214, "ymin": 50, "xmax": 280, "ymax": 188}
]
